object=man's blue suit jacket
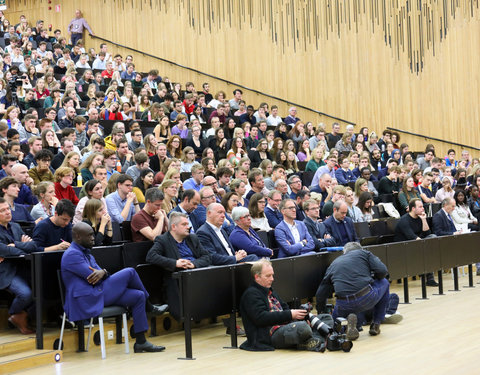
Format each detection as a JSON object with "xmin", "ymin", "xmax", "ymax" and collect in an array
[
  {"xmin": 0, "ymin": 222, "xmax": 37, "ymax": 289},
  {"xmin": 264, "ymin": 206, "xmax": 283, "ymax": 228},
  {"xmin": 170, "ymin": 205, "xmax": 202, "ymax": 232},
  {"xmin": 196, "ymin": 223, "xmax": 237, "ymax": 265},
  {"xmin": 61, "ymin": 242, "xmax": 107, "ymax": 322},
  {"xmin": 303, "ymin": 216, "xmax": 337, "ymax": 250},
  {"xmin": 274, "ymin": 220, "xmax": 315, "ymax": 258},
  {"xmin": 323, "ymin": 216, "xmax": 358, "ymax": 247},
  {"xmin": 432, "ymin": 209, "xmax": 456, "ymax": 236},
  {"xmin": 335, "ymin": 168, "xmax": 357, "ymax": 185}
]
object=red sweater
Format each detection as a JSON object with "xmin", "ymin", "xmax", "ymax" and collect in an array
[{"xmin": 55, "ymin": 182, "xmax": 79, "ymax": 205}]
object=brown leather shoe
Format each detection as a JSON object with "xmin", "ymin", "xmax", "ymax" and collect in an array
[{"xmin": 9, "ymin": 312, "xmax": 35, "ymax": 335}]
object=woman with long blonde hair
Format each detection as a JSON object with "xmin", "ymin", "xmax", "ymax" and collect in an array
[{"xmin": 160, "ymin": 179, "xmax": 178, "ymax": 213}]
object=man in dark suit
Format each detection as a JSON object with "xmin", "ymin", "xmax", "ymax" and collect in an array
[
  {"xmin": 323, "ymin": 201, "xmax": 358, "ymax": 246},
  {"xmin": 146, "ymin": 212, "xmax": 211, "ymax": 319},
  {"xmin": 302, "ymin": 199, "xmax": 337, "ymax": 251},
  {"xmin": 197, "ymin": 203, "xmax": 258, "ymax": 265},
  {"xmin": 169, "ymin": 189, "xmax": 201, "ymax": 232},
  {"xmin": 61, "ymin": 222, "xmax": 167, "ymax": 353},
  {"xmin": 0, "ymin": 198, "xmax": 37, "ymax": 334},
  {"xmin": 264, "ymin": 190, "xmax": 283, "ymax": 228},
  {"xmin": 294, "ymin": 190, "xmax": 310, "ymax": 221},
  {"xmin": 433, "ymin": 198, "xmax": 461, "ymax": 236}
]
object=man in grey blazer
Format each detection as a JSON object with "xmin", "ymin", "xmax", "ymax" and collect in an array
[{"xmin": 146, "ymin": 212, "xmax": 211, "ymax": 319}]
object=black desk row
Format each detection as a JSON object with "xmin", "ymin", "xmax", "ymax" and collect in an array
[{"xmin": 18, "ymin": 231, "xmax": 480, "ymax": 359}]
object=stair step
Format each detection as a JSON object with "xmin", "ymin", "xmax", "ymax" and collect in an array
[
  {"xmin": 0, "ymin": 332, "xmax": 36, "ymax": 357},
  {"xmin": 0, "ymin": 349, "xmax": 62, "ymax": 374}
]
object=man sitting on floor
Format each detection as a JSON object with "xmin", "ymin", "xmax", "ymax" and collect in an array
[
  {"xmin": 61, "ymin": 222, "xmax": 168, "ymax": 353},
  {"xmin": 240, "ymin": 258, "xmax": 323, "ymax": 352}
]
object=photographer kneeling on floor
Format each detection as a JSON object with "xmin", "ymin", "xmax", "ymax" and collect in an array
[{"xmin": 315, "ymin": 242, "xmax": 390, "ymax": 339}]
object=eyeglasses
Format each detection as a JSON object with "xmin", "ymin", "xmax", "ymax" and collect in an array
[
  {"xmin": 284, "ymin": 206, "xmax": 297, "ymax": 210},
  {"xmin": 240, "ymin": 214, "xmax": 251, "ymax": 219},
  {"xmin": 203, "ymin": 195, "xmax": 215, "ymax": 200}
]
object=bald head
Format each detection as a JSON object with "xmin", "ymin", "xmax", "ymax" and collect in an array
[
  {"xmin": 11, "ymin": 163, "xmax": 29, "ymax": 184},
  {"xmin": 11, "ymin": 163, "xmax": 27, "ymax": 174},
  {"xmin": 203, "ymin": 176, "xmax": 216, "ymax": 186},
  {"xmin": 206, "ymin": 202, "xmax": 225, "ymax": 228},
  {"xmin": 72, "ymin": 222, "xmax": 95, "ymax": 249}
]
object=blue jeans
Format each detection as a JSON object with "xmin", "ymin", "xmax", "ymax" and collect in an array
[
  {"xmin": 333, "ymin": 279, "xmax": 390, "ymax": 325},
  {"xmin": 357, "ymin": 293, "xmax": 399, "ymax": 326},
  {"xmin": 6, "ymin": 274, "xmax": 33, "ymax": 315}
]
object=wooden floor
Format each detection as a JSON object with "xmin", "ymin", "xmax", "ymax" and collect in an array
[{"xmin": 9, "ymin": 272, "xmax": 480, "ymax": 374}]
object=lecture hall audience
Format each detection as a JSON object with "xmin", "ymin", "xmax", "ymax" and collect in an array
[{"xmin": 0, "ymin": 11, "xmax": 478, "ymax": 339}]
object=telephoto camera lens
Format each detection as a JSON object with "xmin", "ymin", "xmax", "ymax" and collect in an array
[{"xmin": 306, "ymin": 313, "xmax": 332, "ymax": 337}]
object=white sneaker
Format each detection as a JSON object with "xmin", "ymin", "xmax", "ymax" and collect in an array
[{"xmin": 383, "ymin": 313, "xmax": 403, "ymax": 324}]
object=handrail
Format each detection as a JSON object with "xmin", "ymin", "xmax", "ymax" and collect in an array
[
  {"xmin": 91, "ymin": 35, "xmax": 355, "ymax": 125},
  {"xmin": 386, "ymin": 127, "xmax": 480, "ymax": 152}
]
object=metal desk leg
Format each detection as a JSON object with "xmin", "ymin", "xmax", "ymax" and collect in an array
[
  {"xmin": 416, "ymin": 274, "xmax": 428, "ymax": 300},
  {"xmin": 433, "ymin": 270, "xmax": 445, "ymax": 295},
  {"xmin": 449, "ymin": 267, "xmax": 460, "ymax": 292},
  {"xmin": 464, "ymin": 265, "xmax": 475, "ymax": 288},
  {"xmin": 33, "ymin": 255, "xmax": 44, "ymax": 349},
  {"xmin": 401, "ymin": 277, "xmax": 411, "ymax": 304}
]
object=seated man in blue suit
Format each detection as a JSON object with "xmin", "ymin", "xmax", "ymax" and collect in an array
[
  {"xmin": 229, "ymin": 206, "xmax": 274, "ymax": 258},
  {"xmin": 264, "ymin": 190, "xmax": 283, "ymax": 228},
  {"xmin": 169, "ymin": 189, "xmax": 201, "ymax": 232},
  {"xmin": 302, "ymin": 199, "xmax": 337, "ymax": 251},
  {"xmin": 274, "ymin": 199, "xmax": 315, "ymax": 258},
  {"xmin": 323, "ymin": 201, "xmax": 358, "ymax": 246},
  {"xmin": 0, "ymin": 198, "xmax": 37, "ymax": 334},
  {"xmin": 197, "ymin": 203, "xmax": 258, "ymax": 265},
  {"xmin": 432, "ymin": 197, "xmax": 461, "ymax": 236},
  {"xmin": 61, "ymin": 222, "xmax": 168, "ymax": 353}
]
